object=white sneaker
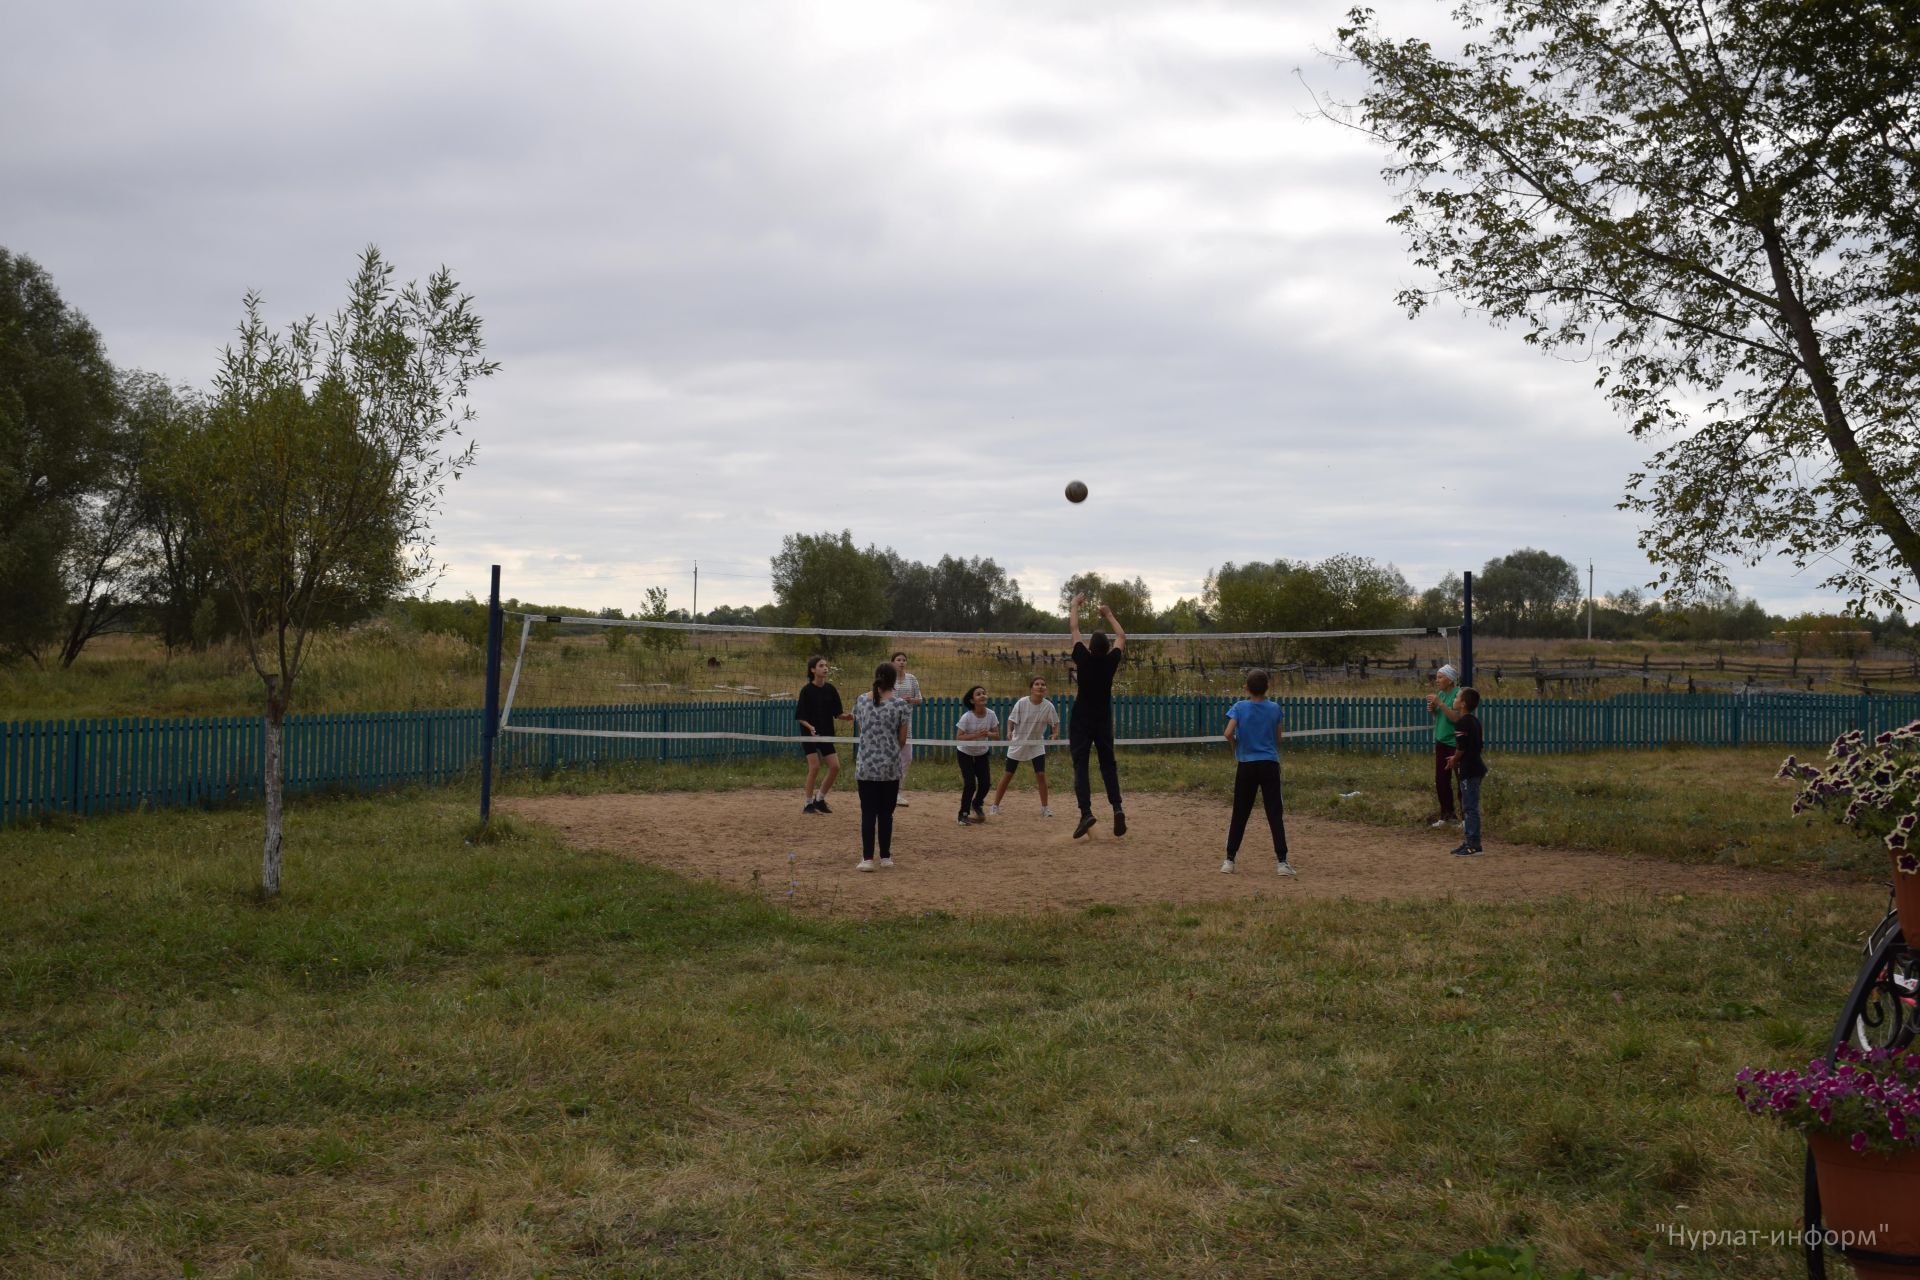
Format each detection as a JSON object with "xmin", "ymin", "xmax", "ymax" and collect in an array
[
  {"xmin": 879, "ymin": 857, "xmax": 894, "ymax": 868},
  {"xmin": 1276, "ymin": 861, "xmax": 1297, "ymax": 877},
  {"xmin": 1040, "ymin": 806, "xmax": 1054, "ymax": 817},
  {"xmin": 1429, "ymin": 819, "xmax": 1449, "ymax": 829},
  {"xmin": 1220, "ymin": 860, "xmax": 1235, "ymax": 874},
  {"xmin": 856, "ymin": 859, "xmax": 875, "ymax": 872},
  {"xmin": 987, "ymin": 804, "xmax": 1000, "ymax": 816},
  {"xmin": 896, "ymin": 797, "xmax": 910, "ymax": 807}
]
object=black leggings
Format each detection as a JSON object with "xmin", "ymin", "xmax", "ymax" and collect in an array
[
  {"xmin": 1070, "ymin": 721, "xmax": 1123, "ymax": 815},
  {"xmin": 957, "ymin": 750, "xmax": 992, "ymax": 814},
  {"xmin": 857, "ymin": 778, "xmax": 900, "ymax": 857},
  {"xmin": 1226, "ymin": 759, "xmax": 1288, "ymax": 860}
]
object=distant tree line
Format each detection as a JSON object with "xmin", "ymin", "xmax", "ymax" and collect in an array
[{"xmin": 754, "ymin": 531, "xmax": 1916, "ymax": 657}]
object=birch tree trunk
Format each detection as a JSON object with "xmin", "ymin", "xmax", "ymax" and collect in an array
[{"xmin": 261, "ymin": 681, "xmax": 285, "ymax": 898}]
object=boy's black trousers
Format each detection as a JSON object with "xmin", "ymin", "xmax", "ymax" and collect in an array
[{"xmin": 1226, "ymin": 759, "xmax": 1288, "ymax": 861}]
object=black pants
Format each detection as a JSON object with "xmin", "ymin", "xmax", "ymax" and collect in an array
[
  {"xmin": 1070, "ymin": 720, "xmax": 1122, "ymax": 815},
  {"xmin": 957, "ymin": 750, "xmax": 992, "ymax": 814},
  {"xmin": 1433, "ymin": 742, "xmax": 1458, "ymax": 820},
  {"xmin": 1226, "ymin": 759, "xmax": 1288, "ymax": 861},
  {"xmin": 857, "ymin": 778, "xmax": 900, "ymax": 857}
]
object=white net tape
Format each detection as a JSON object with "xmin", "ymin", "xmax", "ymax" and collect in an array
[{"xmin": 502, "ymin": 724, "xmax": 1427, "ymax": 748}]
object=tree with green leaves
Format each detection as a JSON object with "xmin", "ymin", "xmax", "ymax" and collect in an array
[
  {"xmin": 1414, "ymin": 573, "xmax": 1465, "ymax": 632},
  {"xmin": 1205, "ymin": 556, "xmax": 1411, "ymax": 662},
  {"xmin": 638, "ymin": 584, "xmax": 682, "ymax": 652},
  {"xmin": 1336, "ymin": 0, "xmax": 1920, "ymax": 611},
  {"xmin": 1058, "ymin": 572, "xmax": 1154, "ymax": 634},
  {"xmin": 770, "ymin": 530, "xmax": 889, "ymax": 650},
  {"xmin": 0, "ymin": 249, "xmax": 120, "ymax": 662},
  {"xmin": 1156, "ymin": 597, "xmax": 1211, "ymax": 634},
  {"xmin": 1475, "ymin": 549, "xmax": 1582, "ymax": 637},
  {"xmin": 158, "ymin": 248, "xmax": 495, "ymax": 897},
  {"xmin": 58, "ymin": 371, "xmax": 195, "ymax": 667},
  {"xmin": 123, "ymin": 379, "xmax": 228, "ymax": 651}
]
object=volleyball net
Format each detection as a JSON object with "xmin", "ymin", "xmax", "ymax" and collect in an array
[{"xmin": 491, "ymin": 613, "xmax": 1453, "ymax": 763}]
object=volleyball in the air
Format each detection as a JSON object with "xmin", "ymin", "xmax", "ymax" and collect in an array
[{"xmin": 1065, "ymin": 480, "xmax": 1088, "ymax": 503}]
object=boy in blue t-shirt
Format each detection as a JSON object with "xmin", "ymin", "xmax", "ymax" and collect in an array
[{"xmin": 1221, "ymin": 669, "xmax": 1294, "ymax": 876}]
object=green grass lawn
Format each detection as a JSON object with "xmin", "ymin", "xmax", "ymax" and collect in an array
[{"xmin": 0, "ymin": 775, "xmax": 1887, "ymax": 1278}]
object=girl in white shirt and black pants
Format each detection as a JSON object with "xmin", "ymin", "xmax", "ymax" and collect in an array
[{"xmin": 955, "ymin": 685, "xmax": 999, "ymax": 824}]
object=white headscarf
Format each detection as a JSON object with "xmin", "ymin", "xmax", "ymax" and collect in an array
[{"xmin": 1437, "ymin": 663, "xmax": 1459, "ymax": 683}]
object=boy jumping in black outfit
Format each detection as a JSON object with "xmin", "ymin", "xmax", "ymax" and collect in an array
[{"xmin": 1068, "ymin": 592, "xmax": 1127, "ymax": 839}]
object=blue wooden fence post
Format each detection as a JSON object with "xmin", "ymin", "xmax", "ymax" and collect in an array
[{"xmin": 69, "ymin": 722, "xmax": 83, "ymax": 814}]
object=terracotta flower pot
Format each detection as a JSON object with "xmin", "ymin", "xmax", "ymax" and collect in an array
[
  {"xmin": 1893, "ymin": 861, "xmax": 1920, "ymax": 944},
  {"xmin": 1810, "ymin": 1133, "xmax": 1920, "ymax": 1278}
]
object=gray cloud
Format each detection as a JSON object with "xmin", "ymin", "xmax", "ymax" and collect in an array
[{"xmin": 0, "ymin": 0, "xmax": 1850, "ymax": 618}]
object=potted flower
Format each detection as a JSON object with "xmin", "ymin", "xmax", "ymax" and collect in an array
[
  {"xmin": 1739, "ymin": 1046, "xmax": 1920, "ymax": 1277},
  {"xmin": 1781, "ymin": 720, "xmax": 1920, "ymax": 928}
]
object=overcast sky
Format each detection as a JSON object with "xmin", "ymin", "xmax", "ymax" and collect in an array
[{"xmin": 0, "ymin": 0, "xmax": 1858, "ymax": 619}]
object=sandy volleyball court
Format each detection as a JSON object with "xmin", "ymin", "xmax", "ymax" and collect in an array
[{"xmin": 500, "ymin": 786, "xmax": 1853, "ymax": 917}]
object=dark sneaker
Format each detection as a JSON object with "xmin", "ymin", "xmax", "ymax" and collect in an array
[
  {"xmin": 803, "ymin": 800, "xmax": 819, "ymax": 814},
  {"xmin": 957, "ymin": 813, "xmax": 972, "ymax": 826},
  {"xmin": 973, "ymin": 807, "xmax": 986, "ymax": 823},
  {"xmin": 1073, "ymin": 813, "xmax": 1097, "ymax": 839},
  {"xmin": 1451, "ymin": 844, "xmax": 1482, "ymax": 857},
  {"xmin": 814, "ymin": 799, "xmax": 832, "ymax": 815},
  {"xmin": 1113, "ymin": 811, "xmax": 1128, "ymax": 837}
]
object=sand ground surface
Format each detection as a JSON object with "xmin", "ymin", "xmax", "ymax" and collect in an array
[{"xmin": 500, "ymin": 786, "xmax": 1863, "ymax": 918}]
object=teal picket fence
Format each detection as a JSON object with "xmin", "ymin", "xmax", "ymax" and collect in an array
[{"xmin": 5, "ymin": 691, "xmax": 1919, "ymax": 827}]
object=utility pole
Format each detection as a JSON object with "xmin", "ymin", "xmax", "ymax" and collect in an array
[
  {"xmin": 1588, "ymin": 562, "xmax": 1594, "ymax": 640},
  {"xmin": 692, "ymin": 561, "xmax": 699, "ymax": 622}
]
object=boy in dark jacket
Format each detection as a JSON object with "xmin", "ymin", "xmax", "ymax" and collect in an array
[{"xmin": 1448, "ymin": 687, "xmax": 1488, "ymax": 856}]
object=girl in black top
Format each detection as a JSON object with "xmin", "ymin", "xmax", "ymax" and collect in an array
[{"xmin": 797, "ymin": 655, "xmax": 852, "ymax": 814}]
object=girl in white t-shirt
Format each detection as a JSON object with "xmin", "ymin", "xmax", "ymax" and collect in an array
[
  {"xmin": 954, "ymin": 684, "xmax": 999, "ymax": 825},
  {"xmin": 990, "ymin": 675, "xmax": 1059, "ymax": 816}
]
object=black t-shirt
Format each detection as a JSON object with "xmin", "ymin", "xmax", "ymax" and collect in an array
[
  {"xmin": 796, "ymin": 681, "xmax": 843, "ymax": 736},
  {"xmin": 1454, "ymin": 713, "xmax": 1487, "ymax": 779},
  {"xmin": 1069, "ymin": 641, "xmax": 1124, "ymax": 725}
]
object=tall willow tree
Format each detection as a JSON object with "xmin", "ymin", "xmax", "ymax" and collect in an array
[
  {"xmin": 164, "ymin": 248, "xmax": 496, "ymax": 897},
  {"xmin": 1336, "ymin": 0, "xmax": 1920, "ymax": 608}
]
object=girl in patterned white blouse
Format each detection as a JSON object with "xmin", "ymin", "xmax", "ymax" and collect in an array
[{"xmin": 851, "ymin": 662, "xmax": 912, "ymax": 871}]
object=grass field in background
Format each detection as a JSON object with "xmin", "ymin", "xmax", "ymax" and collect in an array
[
  {"xmin": 0, "ymin": 787, "xmax": 1884, "ymax": 1278},
  {"xmin": 0, "ymin": 628, "xmax": 487, "ymax": 719},
  {"xmin": 7, "ymin": 624, "xmax": 1916, "ymax": 721}
]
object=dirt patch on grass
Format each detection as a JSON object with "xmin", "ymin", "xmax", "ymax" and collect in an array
[{"xmin": 500, "ymin": 786, "xmax": 1865, "ymax": 918}]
